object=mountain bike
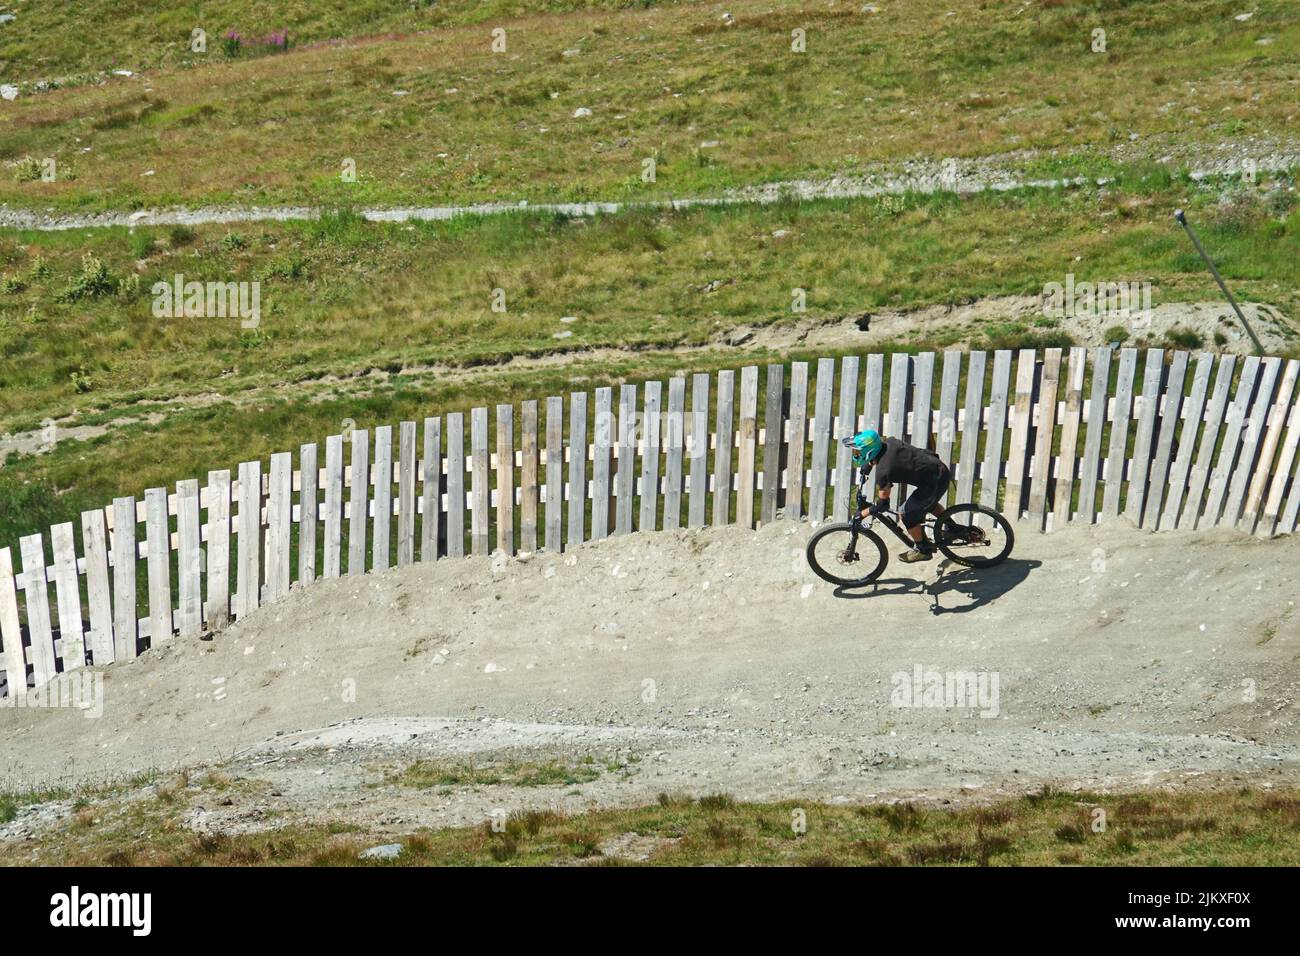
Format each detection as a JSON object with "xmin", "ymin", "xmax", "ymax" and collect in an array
[{"xmin": 805, "ymin": 470, "xmax": 1014, "ymax": 588}]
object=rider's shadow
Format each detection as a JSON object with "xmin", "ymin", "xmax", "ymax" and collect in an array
[{"xmin": 832, "ymin": 558, "xmax": 1040, "ymax": 614}]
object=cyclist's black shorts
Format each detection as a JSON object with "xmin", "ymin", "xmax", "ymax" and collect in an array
[{"xmin": 902, "ymin": 465, "xmax": 950, "ymax": 528}]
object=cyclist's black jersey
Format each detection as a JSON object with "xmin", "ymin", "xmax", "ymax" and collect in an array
[{"xmin": 872, "ymin": 437, "xmax": 943, "ymax": 487}]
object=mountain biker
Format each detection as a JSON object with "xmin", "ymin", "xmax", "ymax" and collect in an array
[{"xmin": 848, "ymin": 428, "xmax": 952, "ymax": 563}]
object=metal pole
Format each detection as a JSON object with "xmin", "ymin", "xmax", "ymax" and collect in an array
[{"xmin": 1174, "ymin": 208, "xmax": 1264, "ymax": 356}]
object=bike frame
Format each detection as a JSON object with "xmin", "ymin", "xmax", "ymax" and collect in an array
[{"xmin": 845, "ymin": 477, "xmax": 930, "ymax": 549}]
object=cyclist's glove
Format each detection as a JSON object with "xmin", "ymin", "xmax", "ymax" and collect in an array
[{"xmin": 869, "ymin": 497, "xmax": 891, "ymax": 518}]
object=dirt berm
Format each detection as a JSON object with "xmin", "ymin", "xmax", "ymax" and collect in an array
[{"xmin": 2, "ymin": 518, "xmax": 1298, "ymax": 835}]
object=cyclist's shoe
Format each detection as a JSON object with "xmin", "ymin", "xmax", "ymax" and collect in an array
[{"xmin": 898, "ymin": 540, "xmax": 934, "ymax": 563}]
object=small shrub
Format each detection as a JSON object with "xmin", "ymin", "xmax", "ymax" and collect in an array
[
  {"xmin": 1165, "ymin": 327, "xmax": 1204, "ymax": 350},
  {"xmin": 1104, "ymin": 325, "xmax": 1130, "ymax": 344},
  {"xmin": 10, "ymin": 156, "xmax": 45, "ymax": 182},
  {"xmin": 221, "ymin": 231, "xmax": 248, "ymax": 251},
  {"xmin": 56, "ymin": 253, "xmax": 117, "ymax": 302},
  {"xmin": 222, "ymin": 31, "xmax": 242, "ymax": 57},
  {"xmin": 167, "ymin": 224, "xmax": 197, "ymax": 248}
]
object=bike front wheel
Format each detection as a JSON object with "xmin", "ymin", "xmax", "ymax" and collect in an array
[
  {"xmin": 933, "ymin": 503, "xmax": 1014, "ymax": 568},
  {"xmin": 805, "ymin": 522, "xmax": 889, "ymax": 587}
]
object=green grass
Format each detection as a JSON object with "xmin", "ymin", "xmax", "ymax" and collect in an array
[
  {"xmin": 1, "ymin": 0, "xmax": 1297, "ymax": 212},
  {"xmin": 0, "ymin": 172, "xmax": 1295, "ymax": 546},
  {"xmin": 9, "ymin": 782, "xmax": 1300, "ymax": 866},
  {"xmin": 0, "ymin": 0, "xmax": 672, "ymax": 83}
]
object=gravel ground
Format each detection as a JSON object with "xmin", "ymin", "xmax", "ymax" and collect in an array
[{"xmin": 1, "ymin": 517, "xmax": 1297, "ymax": 841}]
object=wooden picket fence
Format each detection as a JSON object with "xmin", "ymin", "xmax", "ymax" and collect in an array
[{"xmin": 2, "ymin": 345, "xmax": 1298, "ymax": 699}]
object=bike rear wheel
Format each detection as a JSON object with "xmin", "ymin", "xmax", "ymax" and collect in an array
[
  {"xmin": 933, "ymin": 503, "xmax": 1014, "ymax": 568},
  {"xmin": 805, "ymin": 522, "xmax": 889, "ymax": 587}
]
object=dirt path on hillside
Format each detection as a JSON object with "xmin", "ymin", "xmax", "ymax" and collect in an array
[
  {"xmin": 3, "ymin": 296, "xmax": 1292, "ymax": 466},
  {"xmin": 2, "ymin": 140, "xmax": 1296, "ymax": 232},
  {"xmin": 2, "ymin": 518, "xmax": 1297, "ymax": 842}
]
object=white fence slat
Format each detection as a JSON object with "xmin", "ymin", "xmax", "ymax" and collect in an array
[
  {"xmin": 712, "ymin": 371, "xmax": 735, "ymax": 527},
  {"xmin": 111, "ymin": 496, "xmax": 138, "ymax": 659},
  {"xmin": 49, "ymin": 522, "xmax": 86, "ymax": 670},
  {"xmin": 347, "ymin": 431, "xmax": 370, "ymax": 574},
  {"xmin": 237, "ymin": 460, "xmax": 262, "ymax": 614},
  {"xmin": 955, "ymin": 350, "xmax": 984, "ymax": 506},
  {"xmin": 1247, "ymin": 359, "xmax": 1299, "ymax": 532},
  {"xmin": 322, "ymin": 438, "xmax": 345, "ymax": 577},
  {"xmin": 544, "ymin": 399, "xmax": 564, "ymax": 550},
  {"xmin": 205, "ymin": 470, "xmax": 232, "ymax": 628},
  {"xmin": 1102, "ymin": 348, "xmax": 1138, "ymax": 521},
  {"xmin": 936, "ymin": 350, "xmax": 961, "ymax": 502},
  {"xmin": 886, "ymin": 353, "xmax": 909, "ymax": 501},
  {"xmin": 912, "ymin": 351, "xmax": 935, "ymax": 453},
  {"xmin": 1003, "ymin": 349, "xmax": 1037, "ymax": 521},
  {"xmin": 19, "ymin": 536, "xmax": 56, "ymax": 688},
  {"xmin": 640, "ymin": 382, "xmax": 663, "ymax": 532},
  {"xmin": 617, "ymin": 385, "xmax": 637, "ymax": 535},
  {"xmin": 81, "ymin": 508, "xmax": 115, "ymax": 664},
  {"xmin": 447, "ymin": 413, "xmax": 466, "ymax": 558},
  {"xmin": 496, "ymin": 405, "xmax": 516, "ymax": 554},
  {"xmin": 979, "ymin": 351, "xmax": 1013, "ymax": 511},
  {"xmin": 808, "ymin": 358, "xmax": 835, "ymax": 522},
  {"xmin": 1159, "ymin": 354, "xmax": 1213, "ymax": 531},
  {"xmin": 860, "ymin": 353, "xmax": 885, "ymax": 501},
  {"xmin": 1201, "ymin": 355, "xmax": 1261, "ymax": 528},
  {"xmin": 760, "ymin": 365, "xmax": 784, "ymax": 525},
  {"xmin": 831, "ymin": 356, "xmax": 860, "ymax": 520},
  {"xmin": 299, "ymin": 442, "xmax": 319, "ymax": 584},
  {"xmin": 397, "ymin": 422, "xmax": 417, "ymax": 567},
  {"xmin": 266, "ymin": 453, "xmax": 292, "ymax": 602},
  {"xmin": 176, "ymin": 479, "xmax": 202, "ymax": 638},
  {"xmin": 786, "ymin": 362, "xmax": 809, "ymax": 520},
  {"xmin": 1054, "ymin": 348, "xmax": 1086, "ymax": 523},
  {"xmin": 688, "ymin": 375, "xmax": 710, "ymax": 528},
  {"xmin": 1077, "ymin": 347, "xmax": 1111, "ymax": 524},
  {"xmin": 470, "ymin": 408, "xmax": 491, "ymax": 556},
  {"xmin": 566, "ymin": 394, "xmax": 587, "ymax": 547},
  {"xmin": 1142, "ymin": 351, "xmax": 1188, "ymax": 529},
  {"xmin": 736, "ymin": 367, "xmax": 759, "ymax": 529},
  {"xmin": 1179, "ymin": 355, "xmax": 1237, "ymax": 529},
  {"xmin": 372, "ymin": 426, "xmax": 394, "ymax": 570},
  {"xmin": 592, "ymin": 387, "xmax": 614, "ymax": 539},
  {"xmin": 144, "ymin": 488, "xmax": 173, "ymax": 644},
  {"xmin": 1027, "ymin": 348, "xmax": 1061, "ymax": 525},
  {"xmin": 0, "ymin": 547, "xmax": 27, "ymax": 698},
  {"xmin": 1125, "ymin": 349, "xmax": 1166, "ymax": 524},
  {"xmin": 421, "ymin": 417, "xmax": 443, "ymax": 562},
  {"xmin": 520, "ymin": 402, "xmax": 540, "ymax": 552},
  {"xmin": 664, "ymin": 378, "xmax": 686, "ymax": 529},
  {"xmin": 1221, "ymin": 356, "xmax": 1280, "ymax": 528}
]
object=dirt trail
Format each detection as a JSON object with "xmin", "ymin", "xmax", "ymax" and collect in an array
[
  {"xmin": 2, "ymin": 142, "xmax": 1296, "ymax": 232},
  {"xmin": 2, "ymin": 517, "xmax": 1297, "ymax": 839}
]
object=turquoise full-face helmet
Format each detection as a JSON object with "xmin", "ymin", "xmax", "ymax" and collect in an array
[{"xmin": 844, "ymin": 428, "xmax": 883, "ymax": 468}]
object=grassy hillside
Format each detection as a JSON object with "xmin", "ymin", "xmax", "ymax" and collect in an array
[
  {"xmin": 7, "ymin": 780, "xmax": 1300, "ymax": 866},
  {"xmin": 1, "ymin": 0, "xmax": 1296, "ymax": 212},
  {"xmin": 0, "ymin": 0, "xmax": 670, "ymax": 82}
]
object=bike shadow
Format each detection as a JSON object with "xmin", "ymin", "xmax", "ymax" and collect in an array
[{"xmin": 832, "ymin": 557, "xmax": 1040, "ymax": 615}]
